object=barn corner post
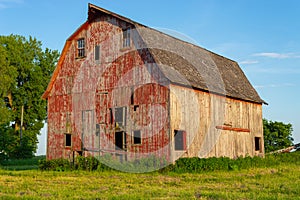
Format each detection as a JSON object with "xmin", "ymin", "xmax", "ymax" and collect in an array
[{"xmin": 42, "ymin": 3, "xmax": 266, "ymax": 172}]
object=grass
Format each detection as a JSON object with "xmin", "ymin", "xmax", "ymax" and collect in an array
[
  {"xmin": 0, "ymin": 156, "xmax": 45, "ymax": 170},
  {"xmin": 0, "ymin": 166, "xmax": 299, "ymax": 199},
  {"xmin": 0, "ymin": 153, "xmax": 299, "ymax": 199}
]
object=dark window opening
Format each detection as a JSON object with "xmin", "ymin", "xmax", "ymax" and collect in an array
[
  {"xmin": 122, "ymin": 28, "xmax": 131, "ymax": 48},
  {"xmin": 130, "ymin": 87, "xmax": 134, "ymax": 105},
  {"xmin": 174, "ymin": 130, "xmax": 186, "ymax": 151},
  {"xmin": 77, "ymin": 38, "xmax": 85, "ymax": 57},
  {"xmin": 95, "ymin": 45, "xmax": 100, "ymax": 61},
  {"xmin": 134, "ymin": 105, "xmax": 139, "ymax": 111},
  {"xmin": 115, "ymin": 131, "xmax": 126, "ymax": 150},
  {"xmin": 65, "ymin": 134, "xmax": 72, "ymax": 147},
  {"xmin": 133, "ymin": 130, "xmax": 141, "ymax": 144},
  {"xmin": 255, "ymin": 137, "xmax": 261, "ymax": 151},
  {"xmin": 109, "ymin": 108, "xmax": 113, "ymax": 124}
]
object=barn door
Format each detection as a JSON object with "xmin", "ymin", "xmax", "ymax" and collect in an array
[
  {"xmin": 82, "ymin": 110, "xmax": 96, "ymax": 153},
  {"xmin": 95, "ymin": 93, "xmax": 108, "ymax": 155}
]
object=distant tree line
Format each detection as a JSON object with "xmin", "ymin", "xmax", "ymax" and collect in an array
[{"xmin": 0, "ymin": 34, "xmax": 59, "ymax": 160}]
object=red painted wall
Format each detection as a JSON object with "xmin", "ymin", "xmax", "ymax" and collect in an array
[{"xmin": 47, "ymin": 14, "xmax": 171, "ymax": 161}]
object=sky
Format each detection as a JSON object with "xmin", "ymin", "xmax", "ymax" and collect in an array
[{"xmin": 1, "ymin": 0, "xmax": 300, "ymax": 155}]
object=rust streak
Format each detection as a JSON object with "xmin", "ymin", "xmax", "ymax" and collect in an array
[{"xmin": 216, "ymin": 125, "xmax": 250, "ymax": 133}]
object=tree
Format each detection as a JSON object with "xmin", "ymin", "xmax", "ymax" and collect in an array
[
  {"xmin": 0, "ymin": 34, "xmax": 59, "ymax": 159},
  {"xmin": 263, "ymin": 118, "xmax": 294, "ymax": 153},
  {"xmin": 0, "ymin": 45, "xmax": 17, "ymax": 125}
]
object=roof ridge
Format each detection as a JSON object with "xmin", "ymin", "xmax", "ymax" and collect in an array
[
  {"xmin": 89, "ymin": 3, "xmax": 237, "ymax": 64},
  {"xmin": 137, "ymin": 24, "xmax": 238, "ymax": 64}
]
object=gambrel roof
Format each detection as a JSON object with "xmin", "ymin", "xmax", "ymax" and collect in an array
[{"xmin": 43, "ymin": 3, "xmax": 265, "ymax": 104}]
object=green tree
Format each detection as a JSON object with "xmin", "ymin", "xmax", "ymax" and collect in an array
[
  {"xmin": 263, "ymin": 118, "xmax": 294, "ymax": 153},
  {"xmin": 0, "ymin": 34, "xmax": 59, "ymax": 159},
  {"xmin": 0, "ymin": 45, "xmax": 17, "ymax": 125}
]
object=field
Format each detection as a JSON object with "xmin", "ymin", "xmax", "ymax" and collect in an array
[{"xmin": 0, "ymin": 154, "xmax": 300, "ymax": 199}]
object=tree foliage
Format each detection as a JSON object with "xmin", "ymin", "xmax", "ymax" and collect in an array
[
  {"xmin": 263, "ymin": 118, "xmax": 294, "ymax": 153},
  {"xmin": 0, "ymin": 34, "xmax": 59, "ymax": 160}
]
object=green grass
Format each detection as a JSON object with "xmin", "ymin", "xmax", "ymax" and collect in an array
[
  {"xmin": 0, "ymin": 155, "xmax": 45, "ymax": 170},
  {"xmin": 0, "ymin": 166, "xmax": 299, "ymax": 199},
  {"xmin": 0, "ymin": 153, "xmax": 299, "ymax": 199}
]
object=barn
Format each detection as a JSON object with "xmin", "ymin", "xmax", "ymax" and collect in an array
[{"xmin": 42, "ymin": 3, "xmax": 266, "ymax": 163}]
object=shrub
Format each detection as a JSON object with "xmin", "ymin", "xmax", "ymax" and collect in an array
[
  {"xmin": 97, "ymin": 154, "xmax": 167, "ymax": 173},
  {"xmin": 161, "ymin": 151, "xmax": 300, "ymax": 173},
  {"xmin": 38, "ymin": 151, "xmax": 300, "ymax": 173},
  {"xmin": 75, "ymin": 156, "xmax": 99, "ymax": 171},
  {"xmin": 38, "ymin": 158, "xmax": 72, "ymax": 171}
]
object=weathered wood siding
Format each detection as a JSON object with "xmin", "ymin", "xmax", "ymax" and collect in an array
[
  {"xmin": 170, "ymin": 84, "xmax": 264, "ymax": 161},
  {"xmin": 47, "ymin": 14, "xmax": 171, "ymax": 160}
]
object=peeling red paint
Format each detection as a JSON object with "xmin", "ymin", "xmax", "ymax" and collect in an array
[{"xmin": 45, "ymin": 13, "xmax": 171, "ymax": 162}]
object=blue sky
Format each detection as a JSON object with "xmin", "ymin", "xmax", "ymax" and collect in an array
[{"xmin": 1, "ymin": 0, "xmax": 299, "ymax": 154}]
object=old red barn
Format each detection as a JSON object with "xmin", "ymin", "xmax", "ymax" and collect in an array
[{"xmin": 43, "ymin": 4, "xmax": 266, "ymax": 163}]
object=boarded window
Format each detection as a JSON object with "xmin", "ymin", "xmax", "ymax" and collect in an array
[
  {"xmin": 122, "ymin": 28, "xmax": 131, "ymax": 48},
  {"xmin": 96, "ymin": 124, "xmax": 100, "ymax": 136},
  {"xmin": 77, "ymin": 38, "xmax": 85, "ymax": 57},
  {"xmin": 133, "ymin": 130, "xmax": 141, "ymax": 144},
  {"xmin": 255, "ymin": 137, "xmax": 261, "ymax": 152},
  {"xmin": 66, "ymin": 112, "xmax": 71, "ymax": 133},
  {"xmin": 115, "ymin": 107, "xmax": 127, "ymax": 128},
  {"xmin": 95, "ymin": 45, "xmax": 100, "ymax": 61},
  {"xmin": 65, "ymin": 134, "xmax": 72, "ymax": 147},
  {"xmin": 174, "ymin": 130, "xmax": 186, "ymax": 151}
]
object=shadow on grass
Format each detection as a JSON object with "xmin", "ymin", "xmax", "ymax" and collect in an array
[{"xmin": 0, "ymin": 155, "xmax": 45, "ymax": 171}]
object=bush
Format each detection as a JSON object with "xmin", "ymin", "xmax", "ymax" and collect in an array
[
  {"xmin": 97, "ymin": 154, "xmax": 167, "ymax": 173},
  {"xmin": 39, "ymin": 156, "xmax": 108, "ymax": 172},
  {"xmin": 161, "ymin": 151, "xmax": 300, "ymax": 173},
  {"xmin": 39, "ymin": 158, "xmax": 72, "ymax": 171},
  {"xmin": 38, "ymin": 151, "xmax": 300, "ymax": 173},
  {"xmin": 75, "ymin": 156, "xmax": 99, "ymax": 171}
]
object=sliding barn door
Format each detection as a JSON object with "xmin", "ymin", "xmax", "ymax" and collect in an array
[{"xmin": 82, "ymin": 110, "xmax": 98, "ymax": 154}]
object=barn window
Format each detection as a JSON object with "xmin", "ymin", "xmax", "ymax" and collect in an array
[
  {"xmin": 115, "ymin": 131, "xmax": 127, "ymax": 150},
  {"xmin": 255, "ymin": 137, "xmax": 262, "ymax": 152},
  {"xmin": 66, "ymin": 112, "xmax": 71, "ymax": 133},
  {"xmin": 174, "ymin": 130, "xmax": 186, "ymax": 151},
  {"xmin": 95, "ymin": 45, "xmax": 100, "ymax": 61},
  {"xmin": 133, "ymin": 105, "xmax": 139, "ymax": 112},
  {"xmin": 115, "ymin": 107, "xmax": 127, "ymax": 128},
  {"xmin": 109, "ymin": 108, "xmax": 113, "ymax": 124},
  {"xmin": 65, "ymin": 133, "xmax": 72, "ymax": 147},
  {"xmin": 77, "ymin": 38, "xmax": 85, "ymax": 58},
  {"xmin": 122, "ymin": 28, "xmax": 131, "ymax": 48},
  {"xmin": 96, "ymin": 124, "xmax": 100, "ymax": 136},
  {"xmin": 130, "ymin": 87, "xmax": 134, "ymax": 105},
  {"xmin": 133, "ymin": 130, "xmax": 141, "ymax": 145}
]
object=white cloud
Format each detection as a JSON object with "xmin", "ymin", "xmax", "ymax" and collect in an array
[
  {"xmin": 0, "ymin": 0, "xmax": 23, "ymax": 9},
  {"xmin": 0, "ymin": 0, "xmax": 23, "ymax": 3},
  {"xmin": 254, "ymin": 83, "xmax": 295, "ymax": 89},
  {"xmin": 239, "ymin": 60, "xmax": 259, "ymax": 65},
  {"xmin": 247, "ymin": 67, "xmax": 300, "ymax": 74},
  {"xmin": 253, "ymin": 52, "xmax": 300, "ymax": 59}
]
